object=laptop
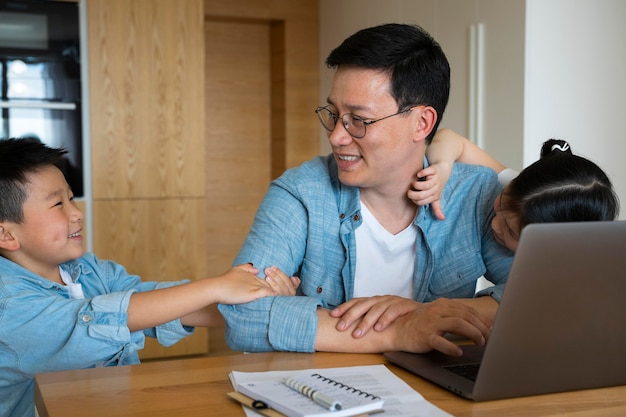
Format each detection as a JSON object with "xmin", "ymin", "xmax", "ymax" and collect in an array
[{"xmin": 384, "ymin": 221, "xmax": 626, "ymax": 401}]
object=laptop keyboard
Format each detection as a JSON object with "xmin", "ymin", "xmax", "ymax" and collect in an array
[{"xmin": 444, "ymin": 363, "xmax": 481, "ymax": 381}]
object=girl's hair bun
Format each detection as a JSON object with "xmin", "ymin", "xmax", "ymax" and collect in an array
[{"xmin": 540, "ymin": 139, "xmax": 572, "ymax": 159}]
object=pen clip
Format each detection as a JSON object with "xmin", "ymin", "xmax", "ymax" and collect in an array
[{"xmin": 252, "ymin": 399, "xmax": 269, "ymax": 409}]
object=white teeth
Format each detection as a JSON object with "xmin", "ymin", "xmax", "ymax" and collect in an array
[
  {"xmin": 338, "ymin": 155, "xmax": 359, "ymax": 161},
  {"xmin": 69, "ymin": 232, "xmax": 81, "ymax": 238}
]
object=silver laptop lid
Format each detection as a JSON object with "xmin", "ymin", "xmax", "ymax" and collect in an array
[{"xmin": 473, "ymin": 221, "xmax": 626, "ymax": 400}]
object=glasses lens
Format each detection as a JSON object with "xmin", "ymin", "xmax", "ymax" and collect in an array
[
  {"xmin": 315, "ymin": 107, "xmax": 367, "ymax": 138},
  {"xmin": 316, "ymin": 107, "xmax": 336, "ymax": 131},
  {"xmin": 344, "ymin": 115, "xmax": 366, "ymax": 138}
]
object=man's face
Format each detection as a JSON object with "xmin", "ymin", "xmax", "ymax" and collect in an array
[{"xmin": 324, "ymin": 66, "xmax": 427, "ymax": 195}]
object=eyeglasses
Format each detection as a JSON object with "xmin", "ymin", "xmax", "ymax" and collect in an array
[{"xmin": 314, "ymin": 106, "xmax": 414, "ymax": 139}]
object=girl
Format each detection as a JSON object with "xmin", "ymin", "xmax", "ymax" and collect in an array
[{"xmin": 412, "ymin": 129, "xmax": 619, "ymax": 251}]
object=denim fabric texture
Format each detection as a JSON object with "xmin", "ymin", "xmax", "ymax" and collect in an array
[
  {"xmin": 0, "ymin": 253, "xmax": 193, "ymax": 417},
  {"xmin": 219, "ymin": 155, "xmax": 514, "ymax": 353}
]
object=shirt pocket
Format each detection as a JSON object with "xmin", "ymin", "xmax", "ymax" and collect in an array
[
  {"xmin": 300, "ymin": 257, "xmax": 345, "ymax": 308},
  {"xmin": 428, "ymin": 250, "xmax": 485, "ymax": 297}
]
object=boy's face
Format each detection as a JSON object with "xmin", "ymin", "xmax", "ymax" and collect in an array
[{"xmin": 4, "ymin": 165, "xmax": 85, "ymax": 279}]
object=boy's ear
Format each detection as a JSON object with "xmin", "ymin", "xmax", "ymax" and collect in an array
[{"xmin": 0, "ymin": 225, "xmax": 20, "ymax": 251}]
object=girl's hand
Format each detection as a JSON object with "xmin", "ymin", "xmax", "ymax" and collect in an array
[{"xmin": 407, "ymin": 162, "xmax": 452, "ymax": 221}]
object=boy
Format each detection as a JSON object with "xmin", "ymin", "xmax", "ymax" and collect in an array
[{"xmin": 0, "ymin": 138, "xmax": 296, "ymax": 417}]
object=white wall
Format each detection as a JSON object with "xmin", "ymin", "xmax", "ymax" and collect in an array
[
  {"xmin": 319, "ymin": 0, "xmax": 436, "ymax": 154},
  {"xmin": 318, "ymin": 0, "xmax": 525, "ymax": 170},
  {"xmin": 524, "ymin": 0, "xmax": 626, "ymax": 219},
  {"xmin": 320, "ymin": 0, "xmax": 626, "ymax": 219}
]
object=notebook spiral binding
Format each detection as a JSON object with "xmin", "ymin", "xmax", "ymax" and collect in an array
[{"xmin": 310, "ymin": 373, "xmax": 381, "ymax": 400}]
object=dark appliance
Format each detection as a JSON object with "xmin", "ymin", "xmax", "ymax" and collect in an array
[{"xmin": 0, "ymin": 0, "xmax": 83, "ymax": 196}]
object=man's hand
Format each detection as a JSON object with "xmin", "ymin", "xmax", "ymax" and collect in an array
[
  {"xmin": 390, "ymin": 298, "xmax": 490, "ymax": 356},
  {"xmin": 331, "ymin": 295, "xmax": 420, "ymax": 337},
  {"xmin": 316, "ymin": 297, "xmax": 491, "ymax": 357}
]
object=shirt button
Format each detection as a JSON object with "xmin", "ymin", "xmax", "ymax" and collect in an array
[
  {"xmin": 340, "ymin": 213, "xmax": 345, "ymax": 219},
  {"xmin": 353, "ymin": 214, "xmax": 360, "ymax": 221},
  {"xmin": 316, "ymin": 286, "xmax": 323, "ymax": 294},
  {"xmin": 81, "ymin": 314, "xmax": 93, "ymax": 323}
]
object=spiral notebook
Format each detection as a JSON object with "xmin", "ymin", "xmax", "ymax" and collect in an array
[{"xmin": 230, "ymin": 366, "xmax": 385, "ymax": 417}]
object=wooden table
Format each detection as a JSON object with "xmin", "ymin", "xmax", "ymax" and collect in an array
[{"xmin": 35, "ymin": 351, "xmax": 626, "ymax": 417}]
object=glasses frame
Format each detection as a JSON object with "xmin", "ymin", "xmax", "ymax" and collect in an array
[{"xmin": 314, "ymin": 105, "xmax": 416, "ymax": 139}]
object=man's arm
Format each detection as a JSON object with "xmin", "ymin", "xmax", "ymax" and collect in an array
[
  {"xmin": 315, "ymin": 297, "xmax": 491, "ymax": 357},
  {"xmin": 219, "ymin": 160, "xmax": 334, "ymax": 352},
  {"xmin": 328, "ymin": 293, "xmax": 498, "ymax": 340}
]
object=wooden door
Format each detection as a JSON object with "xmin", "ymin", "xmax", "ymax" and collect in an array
[
  {"xmin": 204, "ymin": 21, "xmax": 271, "ymax": 284},
  {"xmin": 203, "ymin": 1, "xmax": 320, "ymax": 354}
]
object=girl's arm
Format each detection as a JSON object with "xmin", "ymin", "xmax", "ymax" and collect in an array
[
  {"xmin": 427, "ymin": 128, "xmax": 506, "ymax": 171},
  {"xmin": 409, "ymin": 129, "xmax": 506, "ymax": 220}
]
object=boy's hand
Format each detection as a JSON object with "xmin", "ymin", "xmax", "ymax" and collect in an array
[
  {"xmin": 265, "ymin": 266, "xmax": 300, "ymax": 296},
  {"xmin": 213, "ymin": 264, "xmax": 275, "ymax": 304}
]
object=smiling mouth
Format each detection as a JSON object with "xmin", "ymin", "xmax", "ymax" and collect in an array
[
  {"xmin": 68, "ymin": 231, "xmax": 82, "ymax": 238},
  {"xmin": 336, "ymin": 154, "xmax": 360, "ymax": 162}
]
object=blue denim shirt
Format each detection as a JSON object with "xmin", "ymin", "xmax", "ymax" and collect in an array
[
  {"xmin": 218, "ymin": 155, "xmax": 514, "ymax": 353},
  {"xmin": 0, "ymin": 253, "xmax": 193, "ymax": 417}
]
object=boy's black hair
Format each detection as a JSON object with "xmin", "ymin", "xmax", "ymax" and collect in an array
[{"xmin": 0, "ymin": 138, "xmax": 68, "ymax": 223}]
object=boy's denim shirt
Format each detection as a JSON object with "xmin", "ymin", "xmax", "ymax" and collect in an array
[
  {"xmin": 219, "ymin": 155, "xmax": 514, "ymax": 353},
  {"xmin": 0, "ymin": 253, "xmax": 193, "ymax": 417}
]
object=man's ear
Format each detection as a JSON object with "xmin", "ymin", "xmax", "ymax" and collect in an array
[
  {"xmin": 413, "ymin": 106, "xmax": 438, "ymax": 143},
  {"xmin": 0, "ymin": 225, "xmax": 20, "ymax": 251}
]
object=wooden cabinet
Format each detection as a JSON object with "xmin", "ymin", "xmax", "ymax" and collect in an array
[
  {"xmin": 86, "ymin": 0, "xmax": 319, "ymax": 359},
  {"xmin": 87, "ymin": 0, "xmax": 208, "ymax": 359},
  {"xmin": 88, "ymin": 0, "xmax": 205, "ymax": 200}
]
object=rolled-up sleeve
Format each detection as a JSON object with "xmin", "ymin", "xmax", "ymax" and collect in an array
[
  {"xmin": 220, "ymin": 295, "xmax": 322, "ymax": 352},
  {"xmin": 83, "ymin": 290, "xmax": 136, "ymax": 347}
]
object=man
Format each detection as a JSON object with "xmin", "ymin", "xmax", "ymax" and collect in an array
[{"xmin": 218, "ymin": 23, "xmax": 513, "ymax": 356}]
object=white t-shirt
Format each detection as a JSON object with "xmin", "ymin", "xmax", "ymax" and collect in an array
[
  {"xmin": 353, "ymin": 203, "xmax": 416, "ymax": 298},
  {"xmin": 498, "ymin": 168, "xmax": 518, "ymax": 186},
  {"xmin": 60, "ymin": 266, "xmax": 85, "ymax": 299}
]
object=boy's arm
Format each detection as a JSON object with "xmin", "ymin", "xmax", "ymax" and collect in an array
[
  {"xmin": 127, "ymin": 265, "xmax": 276, "ymax": 331},
  {"xmin": 178, "ymin": 266, "xmax": 299, "ymax": 328}
]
